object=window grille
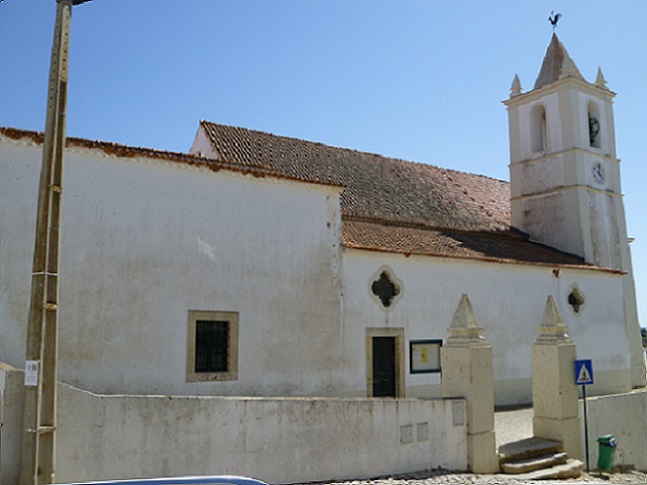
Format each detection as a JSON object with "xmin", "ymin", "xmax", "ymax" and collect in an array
[
  {"xmin": 186, "ymin": 310, "xmax": 238, "ymax": 382},
  {"xmin": 195, "ymin": 320, "xmax": 229, "ymax": 373}
]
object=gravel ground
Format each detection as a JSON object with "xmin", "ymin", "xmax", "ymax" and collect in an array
[{"xmin": 295, "ymin": 469, "xmax": 647, "ymax": 485}]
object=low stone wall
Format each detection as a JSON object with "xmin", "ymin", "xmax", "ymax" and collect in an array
[
  {"xmin": 580, "ymin": 389, "xmax": 647, "ymax": 471},
  {"xmin": 0, "ymin": 364, "xmax": 467, "ymax": 485},
  {"xmin": 0, "ymin": 363, "xmax": 24, "ymax": 485}
]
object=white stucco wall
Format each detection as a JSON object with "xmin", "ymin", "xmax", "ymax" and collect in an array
[
  {"xmin": 342, "ymin": 249, "xmax": 632, "ymax": 405},
  {"xmin": 0, "ymin": 137, "xmax": 345, "ymax": 396}
]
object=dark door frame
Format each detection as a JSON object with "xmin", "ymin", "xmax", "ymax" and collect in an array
[{"xmin": 365, "ymin": 327, "xmax": 405, "ymax": 398}]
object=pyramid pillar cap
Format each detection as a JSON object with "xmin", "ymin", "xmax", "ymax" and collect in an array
[
  {"xmin": 446, "ymin": 294, "xmax": 489, "ymax": 346},
  {"xmin": 535, "ymin": 295, "xmax": 572, "ymax": 344}
]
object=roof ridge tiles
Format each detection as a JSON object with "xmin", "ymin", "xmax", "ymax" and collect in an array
[
  {"xmin": 1, "ymin": 126, "xmax": 203, "ymax": 160},
  {"xmin": 0, "ymin": 126, "xmax": 340, "ymax": 188}
]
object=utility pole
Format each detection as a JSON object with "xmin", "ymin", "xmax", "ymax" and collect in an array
[{"xmin": 19, "ymin": 1, "xmax": 89, "ymax": 484}]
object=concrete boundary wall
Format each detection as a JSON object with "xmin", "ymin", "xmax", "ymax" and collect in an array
[
  {"xmin": 0, "ymin": 363, "xmax": 24, "ymax": 485},
  {"xmin": 0, "ymin": 364, "xmax": 467, "ymax": 485},
  {"xmin": 579, "ymin": 389, "xmax": 647, "ymax": 471}
]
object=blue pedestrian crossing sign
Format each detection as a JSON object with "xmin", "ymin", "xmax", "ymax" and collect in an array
[{"xmin": 574, "ymin": 359, "xmax": 594, "ymax": 385}]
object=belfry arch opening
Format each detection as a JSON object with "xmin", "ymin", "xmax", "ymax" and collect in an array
[
  {"xmin": 588, "ymin": 101, "xmax": 601, "ymax": 148},
  {"xmin": 531, "ymin": 104, "xmax": 547, "ymax": 153}
]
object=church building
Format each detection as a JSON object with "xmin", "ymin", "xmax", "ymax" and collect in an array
[{"xmin": 0, "ymin": 34, "xmax": 644, "ymax": 407}]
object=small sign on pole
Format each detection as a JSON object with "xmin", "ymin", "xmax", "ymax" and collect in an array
[
  {"xmin": 24, "ymin": 361, "xmax": 39, "ymax": 387},
  {"xmin": 575, "ymin": 359, "xmax": 594, "ymax": 385},
  {"xmin": 575, "ymin": 359, "xmax": 594, "ymax": 473}
]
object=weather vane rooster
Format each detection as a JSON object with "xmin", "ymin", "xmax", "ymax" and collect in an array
[{"xmin": 549, "ymin": 11, "xmax": 562, "ymax": 30}]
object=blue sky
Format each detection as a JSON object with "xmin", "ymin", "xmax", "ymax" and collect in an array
[{"xmin": 1, "ymin": 1, "xmax": 645, "ymax": 329}]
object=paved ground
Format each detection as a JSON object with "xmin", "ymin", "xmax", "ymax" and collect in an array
[
  {"xmin": 494, "ymin": 406, "xmax": 534, "ymax": 448},
  {"xmin": 295, "ymin": 407, "xmax": 647, "ymax": 485}
]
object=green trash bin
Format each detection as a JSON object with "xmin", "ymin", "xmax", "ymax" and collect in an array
[{"xmin": 597, "ymin": 434, "xmax": 617, "ymax": 471}]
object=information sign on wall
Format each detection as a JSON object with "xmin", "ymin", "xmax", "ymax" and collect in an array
[{"xmin": 410, "ymin": 339, "xmax": 442, "ymax": 374}]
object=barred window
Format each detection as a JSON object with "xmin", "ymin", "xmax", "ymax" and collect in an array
[
  {"xmin": 187, "ymin": 311, "xmax": 238, "ymax": 382},
  {"xmin": 195, "ymin": 320, "xmax": 229, "ymax": 373}
]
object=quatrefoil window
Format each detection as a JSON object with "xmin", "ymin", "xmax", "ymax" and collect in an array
[
  {"xmin": 568, "ymin": 286, "xmax": 585, "ymax": 314},
  {"xmin": 371, "ymin": 270, "xmax": 401, "ymax": 308}
]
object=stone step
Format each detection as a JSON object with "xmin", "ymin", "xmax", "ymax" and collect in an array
[
  {"xmin": 511, "ymin": 458, "xmax": 584, "ymax": 480},
  {"xmin": 500, "ymin": 451, "xmax": 569, "ymax": 474},
  {"xmin": 498, "ymin": 436, "xmax": 563, "ymax": 464}
]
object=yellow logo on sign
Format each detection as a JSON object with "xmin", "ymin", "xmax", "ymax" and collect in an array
[{"xmin": 420, "ymin": 348, "xmax": 428, "ymax": 363}]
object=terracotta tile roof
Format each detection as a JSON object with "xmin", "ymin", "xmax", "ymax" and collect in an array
[
  {"xmin": 343, "ymin": 218, "xmax": 591, "ymax": 268},
  {"xmin": 200, "ymin": 121, "xmax": 600, "ymax": 269},
  {"xmin": 0, "ymin": 126, "xmax": 338, "ymax": 188},
  {"xmin": 200, "ymin": 121, "xmax": 510, "ymax": 232}
]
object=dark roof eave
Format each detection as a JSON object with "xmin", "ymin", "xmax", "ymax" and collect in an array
[{"xmin": 342, "ymin": 243, "xmax": 624, "ymax": 275}]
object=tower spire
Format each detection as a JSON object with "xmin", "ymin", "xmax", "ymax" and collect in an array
[{"xmin": 534, "ymin": 33, "xmax": 584, "ymax": 90}]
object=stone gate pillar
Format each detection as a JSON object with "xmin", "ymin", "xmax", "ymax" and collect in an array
[
  {"xmin": 441, "ymin": 294, "xmax": 499, "ymax": 473},
  {"xmin": 532, "ymin": 296, "xmax": 581, "ymax": 459}
]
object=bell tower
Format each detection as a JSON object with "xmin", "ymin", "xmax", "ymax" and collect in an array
[
  {"xmin": 505, "ymin": 34, "xmax": 623, "ymax": 268},
  {"xmin": 504, "ymin": 34, "xmax": 646, "ymax": 388}
]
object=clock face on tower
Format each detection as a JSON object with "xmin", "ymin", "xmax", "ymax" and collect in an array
[{"xmin": 592, "ymin": 161, "xmax": 605, "ymax": 185}]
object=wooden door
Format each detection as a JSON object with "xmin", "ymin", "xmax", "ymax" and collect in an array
[{"xmin": 372, "ymin": 336, "xmax": 396, "ymax": 397}]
